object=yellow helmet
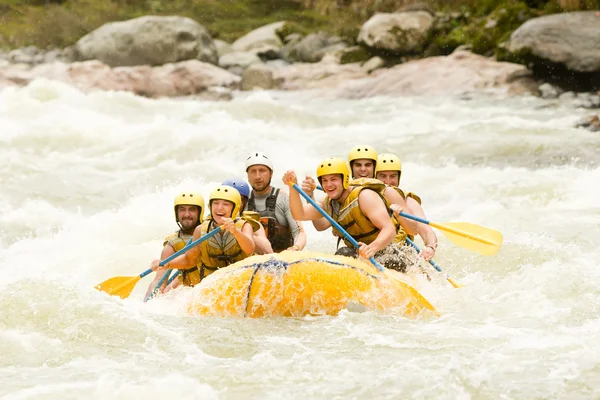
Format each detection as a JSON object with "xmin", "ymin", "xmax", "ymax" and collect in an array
[
  {"xmin": 348, "ymin": 145, "xmax": 378, "ymax": 165},
  {"xmin": 375, "ymin": 153, "xmax": 402, "ymax": 175},
  {"xmin": 174, "ymin": 191, "xmax": 205, "ymax": 224},
  {"xmin": 316, "ymin": 157, "xmax": 350, "ymax": 189},
  {"xmin": 209, "ymin": 185, "xmax": 242, "ymax": 219}
]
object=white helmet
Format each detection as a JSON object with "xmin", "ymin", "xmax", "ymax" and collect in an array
[{"xmin": 245, "ymin": 152, "xmax": 273, "ymax": 172}]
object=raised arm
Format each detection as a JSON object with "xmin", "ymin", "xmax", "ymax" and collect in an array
[
  {"xmin": 357, "ymin": 190, "xmax": 396, "ymax": 257},
  {"xmin": 406, "ymin": 197, "xmax": 438, "ymax": 261},
  {"xmin": 302, "ymin": 175, "xmax": 331, "ymax": 231},
  {"xmin": 224, "ymin": 219, "xmax": 255, "ymax": 255},
  {"xmin": 383, "ymin": 187, "xmax": 419, "ymax": 236},
  {"xmin": 282, "ymin": 170, "xmax": 330, "ymax": 221}
]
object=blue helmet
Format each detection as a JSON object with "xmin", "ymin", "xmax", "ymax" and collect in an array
[{"xmin": 222, "ymin": 179, "xmax": 250, "ymax": 198}]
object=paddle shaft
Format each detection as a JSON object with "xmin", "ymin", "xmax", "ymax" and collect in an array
[
  {"xmin": 167, "ymin": 270, "xmax": 181, "ymax": 285},
  {"xmin": 292, "ymin": 183, "xmax": 384, "ymax": 272},
  {"xmin": 144, "ymin": 228, "xmax": 220, "ymax": 300},
  {"xmin": 158, "ymin": 228, "xmax": 220, "ymax": 267},
  {"xmin": 405, "ymin": 238, "xmax": 443, "ymax": 273},
  {"xmin": 398, "ymin": 211, "xmax": 497, "ymax": 246},
  {"xmin": 146, "ymin": 236, "xmax": 193, "ymax": 301}
]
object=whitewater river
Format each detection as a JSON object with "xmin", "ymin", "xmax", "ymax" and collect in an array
[{"xmin": 1, "ymin": 79, "xmax": 599, "ymax": 399}]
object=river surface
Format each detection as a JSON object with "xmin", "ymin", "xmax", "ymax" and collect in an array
[{"xmin": 1, "ymin": 80, "xmax": 599, "ymax": 399}]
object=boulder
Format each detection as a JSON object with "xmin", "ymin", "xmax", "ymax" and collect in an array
[
  {"xmin": 75, "ymin": 16, "xmax": 218, "ymax": 67},
  {"xmin": 338, "ymin": 50, "xmax": 532, "ymax": 98},
  {"xmin": 357, "ymin": 11, "xmax": 434, "ymax": 55},
  {"xmin": 504, "ymin": 11, "xmax": 600, "ymax": 91},
  {"xmin": 507, "ymin": 11, "xmax": 600, "ymax": 74},
  {"xmin": 232, "ymin": 21, "xmax": 286, "ymax": 53}
]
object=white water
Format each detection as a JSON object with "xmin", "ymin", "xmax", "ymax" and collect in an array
[{"xmin": 1, "ymin": 79, "xmax": 600, "ymax": 399}]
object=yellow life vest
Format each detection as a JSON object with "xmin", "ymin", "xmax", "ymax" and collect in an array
[
  {"xmin": 163, "ymin": 231, "xmax": 192, "ymax": 252},
  {"xmin": 180, "ymin": 218, "xmax": 250, "ymax": 287},
  {"xmin": 241, "ymin": 211, "xmax": 262, "ymax": 232},
  {"xmin": 405, "ymin": 191, "xmax": 421, "ymax": 205},
  {"xmin": 391, "ymin": 186, "xmax": 421, "ymax": 241},
  {"xmin": 324, "ymin": 178, "xmax": 406, "ymax": 248}
]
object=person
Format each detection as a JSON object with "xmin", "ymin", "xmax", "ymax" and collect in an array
[
  {"xmin": 348, "ymin": 144, "xmax": 378, "ymax": 179},
  {"xmin": 376, "ymin": 153, "xmax": 439, "ymax": 261},
  {"xmin": 222, "ymin": 178, "xmax": 273, "ymax": 255},
  {"xmin": 144, "ymin": 191, "xmax": 204, "ymax": 300},
  {"xmin": 283, "ymin": 157, "xmax": 421, "ymax": 272},
  {"xmin": 244, "ymin": 151, "xmax": 307, "ymax": 252},
  {"xmin": 150, "ymin": 185, "xmax": 255, "ymax": 287}
]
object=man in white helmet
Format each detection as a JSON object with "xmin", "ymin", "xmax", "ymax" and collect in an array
[{"xmin": 245, "ymin": 152, "xmax": 307, "ymax": 253}]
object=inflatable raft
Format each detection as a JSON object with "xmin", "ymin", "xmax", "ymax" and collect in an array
[{"xmin": 186, "ymin": 251, "xmax": 438, "ymax": 318}]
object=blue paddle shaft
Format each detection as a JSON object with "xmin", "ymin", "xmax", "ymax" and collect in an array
[
  {"xmin": 292, "ymin": 183, "xmax": 384, "ymax": 272},
  {"xmin": 167, "ymin": 270, "xmax": 181, "ymax": 285},
  {"xmin": 399, "ymin": 211, "xmax": 430, "ymax": 225},
  {"xmin": 405, "ymin": 237, "xmax": 444, "ymax": 273},
  {"xmin": 158, "ymin": 227, "xmax": 220, "ymax": 267},
  {"xmin": 139, "ymin": 268, "xmax": 154, "ymax": 279}
]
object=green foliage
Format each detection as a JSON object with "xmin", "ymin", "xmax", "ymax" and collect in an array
[
  {"xmin": 434, "ymin": 1, "xmax": 537, "ymax": 56},
  {"xmin": 0, "ymin": 0, "xmax": 593, "ymax": 54}
]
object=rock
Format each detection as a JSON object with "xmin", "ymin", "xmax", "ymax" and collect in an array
[
  {"xmin": 75, "ymin": 16, "xmax": 218, "ymax": 67},
  {"xmin": 218, "ymin": 51, "xmax": 262, "ymax": 73},
  {"xmin": 507, "ymin": 12, "xmax": 600, "ymax": 74},
  {"xmin": 362, "ymin": 56, "xmax": 386, "ymax": 73},
  {"xmin": 559, "ymin": 91, "xmax": 576, "ymax": 100},
  {"xmin": 241, "ymin": 64, "xmax": 280, "ymax": 90},
  {"xmin": 232, "ymin": 21, "xmax": 286, "ymax": 53},
  {"xmin": 504, "ymin": 11, "xmax": 600, "ymax": 91},
  {"xmin": 574, "ymin": 93, "xmax": 600, "ymax": 109},
  {"xmin": 283, "ymin": 33, "xmax": 303, "ymax": 45},
  {"xmin": 357, "ymin": 11, "xmax": 434, "ymax": 55},
  {"xmin": 0, "ymin": 60, "xmax": 239, "ymax": 98},
  {"xmin": 272, "ymin": 61, "xmax": 369, "ymax": 91},
  {"xmin": 538, "ymin": 82, "xmax": 563, "ymax": 99},
  {"xmin": 291, "ymin": 32, "xmax": 347, "ymax": 63},
  {"xmin": 338, "ymin": 46, "xmax": 371, "ymax": 65},
  {"xmin": 192, "ymin": 86, "xmax": 233, "ymax": 101},
  {"xmin": 575, "ymin": 115, "xmax": 600, "ymax": 131},
  {"xmin": 338, "ymin": 50, "xmax": 530, "ymax": 98},
  {"xmin": 214, "ymin": 40, "xmax": 233, "ymax": 57}
]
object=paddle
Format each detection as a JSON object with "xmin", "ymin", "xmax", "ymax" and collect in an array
[
  {"xmin": 397, "ymin": 211, "xmax": 502, "ymax": 256},
  {"xmin": 95, "ymin": 227, "xmax": 221, "ymax": 299},
  {"xmin": 145, "ymin": 236, "xmax": 194, "ymax": 302},
  {"xmin": 405, "ymin": 238, "xmax": 463, "ymax": 288},
  {"xmin": 290, "ymin": 183, "xmax": 438, "ymax": 315},
  {"xmin": 144, "ymin": 269, "xmax": 172, "ymax": 302}
]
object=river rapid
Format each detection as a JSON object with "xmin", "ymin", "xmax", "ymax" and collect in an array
[{"xmin": 1, "ymin": 79, "xmax": 599, "ymax": 399}]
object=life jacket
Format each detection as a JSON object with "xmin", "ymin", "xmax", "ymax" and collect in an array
[
  {"xmin": 390, "ymin": 186, "xmax": 421, "ymax": 241},
  {"xmin": 246, "ymin": 187, "xmax": 294, "ymax": 252},
  {"xmin": 163, "ymin": 231, "xmax": 192, "ymax": 252},
  {"xmin": 180, "ymin": 218, "xmax": 249, "ymax": 287},
  {"xmin": 325, "ymin": 178, "xmax": 406, "ymax": 248},
  {"xmin": 241, "ymin": 210, "xmax": 262, "ymax": 232}
]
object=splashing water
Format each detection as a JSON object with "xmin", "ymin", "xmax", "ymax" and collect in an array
[{"xmin": 1, "ymin": 80, "xmax": 599, "ymax": 399}]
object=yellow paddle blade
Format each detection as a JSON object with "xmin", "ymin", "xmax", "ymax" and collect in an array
[
  {"xmin": 94, "ymin": 276, "xmax": 141, "ymax": 299},
  {"xmin": 446, "ymin": 277, "xmax": 464, "ymax": 288},
  {"xmin": 384, "ymin": 271, "xmax": 439, "ymax": 317},
  {"xmin": 430, "ymin": 221, "xmax": 503, "ymax": 256}
]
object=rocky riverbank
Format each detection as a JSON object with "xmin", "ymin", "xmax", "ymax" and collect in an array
[{"xmin": 0, "ymin": 7, "xmax": 599, "ymax": 107}]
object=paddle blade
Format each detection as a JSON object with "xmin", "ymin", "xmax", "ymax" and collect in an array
[
  {"xmin": 432, "ymin": 221, "xmax": 503, "ymax": 256},
  {"xmin": 446, "ymin": 277, "xmax": 464, "ymax": 288},
  {"xmin": 94, "ymin": 276, "xmax": 141, "ymax": 299}
]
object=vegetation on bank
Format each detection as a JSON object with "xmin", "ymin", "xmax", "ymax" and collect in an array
[{"xmin": 1, "ymin": 0, "xmax": 599, "ymax": 57}]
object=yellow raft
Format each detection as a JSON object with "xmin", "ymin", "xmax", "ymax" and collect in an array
[{"xmin": 186, "ymin": 251, "xmax": 438, "ymax": 318}]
